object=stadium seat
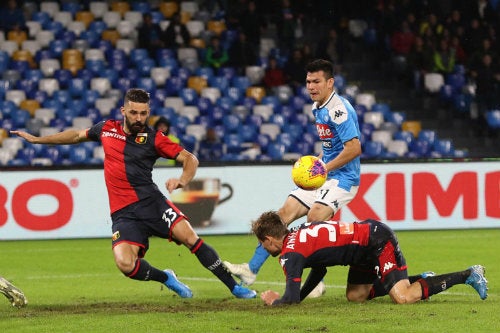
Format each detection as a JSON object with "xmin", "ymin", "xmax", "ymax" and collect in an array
[
  {"xmin": 187, "ymin": 76, "xmax": 208, "ymax": 94},
  {"xmin": 95, "ymin": 98, "xmax": 116, "ymax": 116},
  {"xmin": 252, "ymin": 104, "xmax": 273, "ymax": 122},
  {"xmin": 222, "ymin": 114, "xmax": 241, "ymax": 133},
  {"xmin": 246, "ymin": 86, "xmax": 266, "ymax": 103},
  {"xmin": 266, "ymin": 142, "xmax": 286, "ymax": 160},
  {"xmin": 89, "ymin": 2, "xmax": 108, "ymax": 19},
  {"xmin": 159, "ymin": 2, "xmax": 179, "ymax": 18},
  {"xmin": 386, "ymin": 140, "xmax": 408, "ymax": 157},
  {"xmin": 5, "ymin": 89, "xmax": 26, "ymax": 106},
  {"xmin": 274, "ymin": 85, "xmax": 294, "ymax": 104},
  {"xmin": 34, "ymin": 108, "xmax": 56, "ymax": 125},
  {"xmin": 90, "ymin": 78, "xmax": 112, "ymax": 96},
  {"xmin": 185, "ymin": 124, "xmax": 206, "ymax": 141},
  {"xmin": 371, "ymin": 130, "xmax": 392, "ymax": 148},
  {"xmin": 363, "ymin": 111, "xmax": 384, "ymax": 129},
  {"xmin": 486, "ymin": 110, "xmax": 500, "ymax": 129},
  {"xmin": 1, "ymin": 40, "xmax": 19, "ymax": 56},
  {"xmin": 38, "ymin": 78, "xmax": 60, "ymax": 97},
  {"xmin": 200, "ymin": 87, "xmax": 221, "ymax": 104},
  {"xmin": 355, "ymin": 93, "xmax": 376, "ymax": 110},
  {"xmin": 260, "ymin": 123, "xmax": 281, "ymax": 140},
  {"xmin": 245, "ymin": 66, "xmax": 265, "ymax": 85},
  {"xmin": 25, "ymin": 21, "xmax": 42, "ymax": 38},
  {"xmin": 418, "ymin": 129, "xmax": 437, "ymax": 146},
  {"xmin": 164, "ymin": 97, "xmax": 185, "ymax": 113},
  {"xmin": 151, "ymin": 67, "xmax": 170, "ymax": 87},
  {"xmin": 232, "ymin": 76, "xmax": 251, "ymax": 90},
  {"xmin": 186, "ymin": 20, "xmax": 205, "ymax": 38},
  {"xmin": 434, "ymin": 139, "xmax": 455, "ymax": 157},
  {"xmin": 410, "ymin": 140, "xmax": 431, "ymax": 157},
  {"xmin": 424, "ymin": 72, "xmax": 444, "ymax": 93},
  {"xmin": 363, "ymin": 141, "xmax": 384, "ymax": 158},
  {"xmin": 179, "ymin": 106, "xmax": 200, "ymax": 123},
  {"xmin": 379, "ymin": 122, "xmax": 399, "ymax": 136},
  {"xmin": 401, "ymin": 120, "xmax": 422, "ymax": 138},
  {"xmin": 394, "ymin": 131, "xmax": 415, "ymax": 146},
  {"xmin": 62, "ymin": 49, "xmax": 84, "ymax": 75}
]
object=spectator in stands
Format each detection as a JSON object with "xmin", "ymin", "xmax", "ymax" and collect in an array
[
  {"xmin": 462, "ymin": 18, "xmax": 488, "ymax": 56},
  {"xmin": 0, "ymin": 0, "xmax": 26, "ymax": 33},
  {"xmin": 204, "ymin": 36, "xmax": 229, "ymax": 70},
  {"xmin": 432, "ymin": 38, "xmax": 456, "ymax": 75},
  {"xmin": 239, "ymin": 1, "xmax": 265, "ymax": 51},
  {"xmin": 154, "ymin": 116, "xmax": 180, "ymax": 167},
  {"xmin": 315, "ymin": 27, "xmax": 346, "ymax": 73},
  {"xmin": 419, "ymin": 13, "xmax": 444, "ymax": 39},
  {"xmin": 162, "ymin": 12, "xmax": 191, "ymax": 49},
  {"xmin": 449, "ymin": 35, "xmax": 467, "ymax": 65},
  {"xmin": 263, "ymin": 56, "xmax": 286, "ymax": 90},
  {"xmin": 138, "ymin": 13, "xmax": 164, "ymax": 58},
  {"xmin": 276, "ymin": 0, "xmax": 299, "ymax": 53},
  {"xmin": 469, "ymin": 53, "xmax": 500, "ymax": 115},
  {"xmin": 445, "ymin": 9, "xmax": 465, "ymax": 37},
  {"xmin": 284, "ymin": 48, "xmax": 307, "ymax": 89},
  {"xmin": 468, "ymin": 38, "xmax": 497, "ymax": 69},
  {"xmin": 406, "ymin": 35, "xmax": 434, "ymax": 94},
  {"xmin": 198, "ymin": 128, "xmax": 223, "ymax": 161},
  {"xmin": 390, "ymin": 20, "xmax": 416, "ymax": 57},
  {"xmin": 228, "ymin": 31, "xmax": 257, "ymax": 74}
]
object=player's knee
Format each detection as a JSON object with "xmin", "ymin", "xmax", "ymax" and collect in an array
[{"xmin": 345, "ymin": 289, "xmax": 367, "ymax": 302}]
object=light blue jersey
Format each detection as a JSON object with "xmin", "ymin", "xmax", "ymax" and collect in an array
[{"xmin": 312, "ymin": 91, "xmax": 361, "ymax": 191}]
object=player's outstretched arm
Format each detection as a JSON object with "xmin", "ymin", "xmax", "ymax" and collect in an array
[{"xmin": 10, "ymin": 129, "xmax": 89, "ymax": 145}]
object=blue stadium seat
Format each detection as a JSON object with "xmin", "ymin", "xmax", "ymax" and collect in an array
[
  {"xmin": 277, "ymin": 104, "xmax": 294, "ymax": 121},
  {"xmin": 232, "ymin": 76, "xmax": 251, "ymax": 90},
  {"xmin": 269, "ymin": 114, "xmax": 286, "ymax": 128},
  {"xmin": 132, "ymin": 1, "xmax": 151, "ymax": 13},
  {"xmin": 371, "ymin": 103, "xmax": 391, "ymax": 119},
  {"xmin": 62, "ymin": 2, "xmax": 82, "ymax": 15},
  {"xmin": 136, "ymin": 77, "xmax": 156, "ymax": 94},
  {"xmin": 224, "ymin": 133, "xmax": 244, "ymax": 154},
  {"xmin": 245, "ymin": 114, "xmax": 264, "ymax": 128},
  {"xmin": 410, "ymin": 140, "xmax": 431, "ymax": 157},
  {"xmin": 68, "ymin": 78, "xmax": 89, "ymax": 98},
  {"xmin": 49, "ymin": 39, "xmax": 69, "ymax": 59},
  {"xmin": 195, "ymin": 67, "xmax": 215, "ymax": 81},
  {"xmin": 222, "ymin": 114, "xmax": 241, "ymax": 133},
  {"xmin": 434, "ymin": 139, "xmax": 454, "ymax": 157},
  {"xmin": 53, "ymin": 69, "xmax": 72, "ymax": 89},
  {"xmin": 486, "ymin": 110, "xmax": 500, "ymax": 129},
  {"xmin": 256, "ymin": 134, "xmax": 271, "ymax": 153},
  {"xmin": 292, "ymin": 142, "xmax": 312, "ymax": 155},
  {"xmin": 283, "ymin": 123, "xmax": 304, "ymax": 140},
  {"xmin": 165, "ymin": 77, "xmax": 186, "ymax": 95},
  {"xmin": 179, "ymin": 134, "xmax": 197, "ymax": 152},
  {"xmin": 217, "ymin": 67, "xmax": 236, "ymax": 81},
  {"xmin": 394, "ymin": 130, "xmax": 415, "ymax": 146},
  {"xmin": 417, "ymin": 129, "xmax": 437, "ymax": 146},
  {"xmin": 261, "ymin": 95, "xmax": 281, "ymax": 112},
  {"xmin": 242, "ymin": 96, "xmax": 257, "ymax": 111},
  {"xmin": 31, "ymin": 11, "xmax": 51, "ymax": 29},
  {"xmin": 276, "ymin": 133, "xmax": 294, "ymax": 151},
  {"xmin": 10, "ymin": 109, "xmax": 30, "ymax": 128},
  {"xmin": 89, "ymin": 21, "xmax": 108, "ymax": 35},
  {"xmin": 16, "ymin": 79, "xmax": 37, "ymax": 97},
  {"xmin": 69, "ymin": 146, "xmax": 92, "ymax": 165},
  {"xmin": 23, "ymin": 69, "xmax": 43, "ymax": 82},
  {"xmin": 266, "ymin": 142, "xmax": 286, "ymax": 160},
  {"xmin": 288, "ymin": 95, "xmax": 306, "ymax": 112},
  {"xmin": 240, "ymin": 124, "xmax": 258, "ymax": 142},
  {"xmin": 224, "ymin": 87, "xmax": 244, "ymax": 104},
  {"xmin": 179, "ymin": 88, "xmax": 199, "ymax": 106},
  {"xmin": 53, "ymin": 90, "xmax": 71, "ymax": 107},
  {"xmin": 173, "ymin": 116, "xmax": 191, "ymax": 134},
  {"xmin": 216, "ymin": 96, "xmax": 235, "ymax": 112},
  {"xmin": 360, "ymin": 122, "xmax": 375, "ymax": 139},
  {"xmin": 209, "ymin": 76, "xmax": 230, "ymax": 91},
  {"xmin": 362, "ymin": 141, "xmax": 384, "ymax": 158},
  {"xmin": 196, "ymin": 97, "xmax": 213, "ymax": 115}
]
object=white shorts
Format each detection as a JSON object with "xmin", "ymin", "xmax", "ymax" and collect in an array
[{"xmin": 289, "ymin": 178, "xmax": 358, "ymax": 214}]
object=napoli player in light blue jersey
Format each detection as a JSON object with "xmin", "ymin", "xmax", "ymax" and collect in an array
[{"xmin": 225, "ymin": 59, "xmax": 362, "ymax": 297}]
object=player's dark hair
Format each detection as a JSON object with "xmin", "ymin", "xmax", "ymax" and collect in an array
[
  {"xmin": 252, "ymin": 211, "xmax": 289, "ymax": 241},
  {"xmin": 124, "ymin": 88, "xmax": 150, "ymax": 104},
  {"xmin": 305, "ymin": 59, "xmax": 334, "ymax": 80}
]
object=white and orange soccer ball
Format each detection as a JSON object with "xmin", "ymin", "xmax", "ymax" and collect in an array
[{"xmin": 291, "ymin": 155, "xmax": 328, "ymax": 190}]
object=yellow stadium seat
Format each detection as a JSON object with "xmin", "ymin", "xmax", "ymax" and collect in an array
[
  {"xmin": 62, "ymin": 49, "xmax": 84, "ymax": 75},
  {"xmin": 0, "ymin": 128, "xmax": 8, "ymax": 145},
  {"xmin": 111, "ymin": 1, "xmax": 130, "ymax": 17},
  {"xmin": 12, "ymin": 50, "xmax": 36, "ymax": 68},
  {"xmin": 401, "ymin": 120, "xmax": 422, "ymax": 138},
  {"xmin": 7, "ymin": 30, "xmax": 27, "ymax": 46},
  {"xmin": 75, "ymin": 11, "xmax": 95, "ymax": 28},
  {"xmin": 246, "ymin": 86, "xmax": 266, "ymax": 103},
  {"xmin": 190, "ymin": 38, "xmax": 206, "ymax": 49},
  {"xmin": 207, "ymin": 20, "xmax": 226, "ymax": 36},
  {"xmin": 20, "ymin": 99, "xmax": 41, "ymax": 117},
  {"xmin": 101, "ymin": 29, "xmax": 121, "ymax": 46},
  {"xmin": 160, "ymin": 2, "xmax": 179, "ymax": 18},
  {"xmin": 187, "ymin": 76, "xmax": 208, "ymax": 94}
]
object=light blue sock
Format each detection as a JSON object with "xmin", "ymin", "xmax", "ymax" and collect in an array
[{"xmin": 248, "ymin": 243, "xmax": 270, "ymax": 274}]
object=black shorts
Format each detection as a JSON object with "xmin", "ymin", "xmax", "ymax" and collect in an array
[
  {"xmin": 110, "ymin": 195, "xmax": 186, "ymax": 257},
  {"xmin": 347, "ymin": 220, "xmax": 408, "ymax": 292}
]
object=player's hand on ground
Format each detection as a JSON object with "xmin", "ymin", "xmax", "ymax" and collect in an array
[{"xmin": 261, "ymin": 290, "xmax": 280, "ymax": 305}]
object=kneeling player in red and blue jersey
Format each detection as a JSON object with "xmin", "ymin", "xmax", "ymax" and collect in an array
[{"xmin": 251, "ymin": 211, "xmax": 488, "ymax": 306}]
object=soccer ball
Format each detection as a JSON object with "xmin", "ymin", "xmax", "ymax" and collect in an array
[{"xmin": 291, "ymin": 155, "xmax": 327, "ymax": 190}]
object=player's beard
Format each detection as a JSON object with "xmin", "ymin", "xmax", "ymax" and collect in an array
[{"xmin": 125, "ymin": 118, "xmax": 146, "ymax": 135}]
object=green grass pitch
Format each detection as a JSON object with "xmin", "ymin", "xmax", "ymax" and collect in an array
[{"xmin": 0, "ymin": 228, "xmax": 498, "ymax": 333}]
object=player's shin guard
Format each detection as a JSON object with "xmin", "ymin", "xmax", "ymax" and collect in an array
[
  {"xmin": 191, "ymin": 238, "xmax": 237, "ymax": 291},
  {"xmin": 125, "ymin": 259, "xmax": 167, "ymax": 282},
  {"xmin": 248, "ymin": 243, "xmax": 270, "ymax": 274}
]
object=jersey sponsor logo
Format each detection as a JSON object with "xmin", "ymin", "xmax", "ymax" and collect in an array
[
  {"xmin": 102, "ymin": 131, "xmax": 126, "ymax": 141},
  {"xmin": 135, "ymin": 132, "xmax": 148, "ymax": 144},
  {"xmin": 322, "ymin": 140, "xmax": 332, "ymax": 149},
  {"xmin": 316, "ymin": 124, "xmax": 333, "ymax": 139},
  {"xmin": 286, "ymin": 230, "xmax": 298, "ymax": 250}
]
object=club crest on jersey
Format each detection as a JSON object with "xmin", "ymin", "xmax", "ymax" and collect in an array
[{"xmin": 135, "ymin": 132, "xmax": 148, "ymax": 144}]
